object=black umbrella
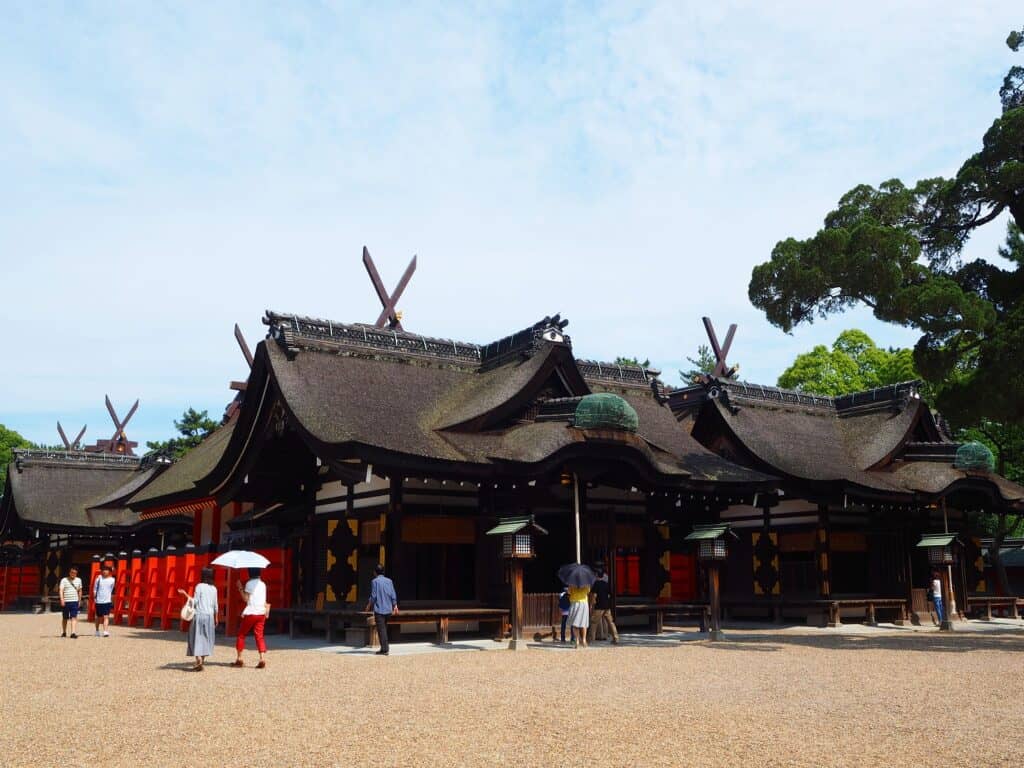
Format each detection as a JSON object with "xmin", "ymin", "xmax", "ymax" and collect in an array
[{"xmin": 558, "ymin": 563, "xmax": 597, "ymax": 588}]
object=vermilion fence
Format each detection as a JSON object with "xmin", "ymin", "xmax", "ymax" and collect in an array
[
  {"xmin": 0, "ymin": 564, "xmax": 41, "ymax": 609},
  {"xmin": 73, "ymin": 545, "xmax": 293, "ymax": 633}
]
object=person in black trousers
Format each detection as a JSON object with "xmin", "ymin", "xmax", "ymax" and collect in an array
[{"xmin": 366, "ymin": 564, "xmax": 399, "ymax": 655}]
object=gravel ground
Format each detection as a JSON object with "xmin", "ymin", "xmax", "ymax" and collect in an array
[{"xmin": 2, "ymin": 613, "xmax": 1022, "ymax": 768}]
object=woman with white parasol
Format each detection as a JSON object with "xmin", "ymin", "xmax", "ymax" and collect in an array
[
  {"xmin": 177, "ymin": 567, "xmax": 218, "ymax": 671},
  {"xmin": 211, "ymin": 551, "xmax": 271, "ymax": 669}
]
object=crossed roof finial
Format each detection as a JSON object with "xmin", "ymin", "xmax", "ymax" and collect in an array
[
  {"xmin": 89, "ymin": 396, "xmax": 139, "ymax": 455},
  {"xmin": 362, "ymin": 246, "xmax": 416, "ymax": 331},
  {"xmin": 702, "ymin": 317, "xmax": 739, "ymax": 379},
  {"xmin": 57, "ymin": 422, "xmax": 87, "ymax": 451}
]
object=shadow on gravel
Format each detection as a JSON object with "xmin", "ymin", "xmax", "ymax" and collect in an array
[{"xmin": 691, "ymin": 631, "xmax": 1024, "ymax": 654}]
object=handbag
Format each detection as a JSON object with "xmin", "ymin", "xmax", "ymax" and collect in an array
[{"xmin": 180, "ymin": 597, "xmax": 196, "ymax": 622}]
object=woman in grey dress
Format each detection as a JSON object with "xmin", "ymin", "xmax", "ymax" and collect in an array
[{"xmin": 178, "ymin": 567, "xmax": 218, "ymax": 671}]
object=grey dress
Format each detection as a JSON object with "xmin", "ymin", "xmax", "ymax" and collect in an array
[{"xmin": 186, "ymin": 583, "xmax": 218, "ymax": 657}]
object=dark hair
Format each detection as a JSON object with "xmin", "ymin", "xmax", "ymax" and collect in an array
[
  {"xmin": 201, "ymin": 567, "xmax": 215, "ymax": 585},
  {"xmin": 100, "ymin": 564, "xmax": 112, "ymax": 573},
  {"xmin": 68, "ymin": 566, "xmax": 78, "ymax": 573},
  {"xmin": 374, "ymin": 564, "xmax": 385, "ymax": 575},
  {"xmin": 247, "ymin": 567, "xmax": 262, "ymax": 580}
]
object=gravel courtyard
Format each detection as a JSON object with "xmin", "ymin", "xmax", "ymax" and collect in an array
[{"xmin": 1, "ymin": 613, "xmax": 1022, "ymax": 768}]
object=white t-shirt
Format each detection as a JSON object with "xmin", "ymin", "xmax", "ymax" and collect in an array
[
  {"xmin": 94, "ymin": 575, "xmax": 115, "ymax": 604},
  {"xmin": 59, "ymin": 577, "xmax": 82, "ymax": 602},
  {"xmin": 242, "ymin": 578, "xmax": 267, "ymax": 616},
  {"xmin": 931, "ymin": 579, "xmax": 942, "ymax": 599}
]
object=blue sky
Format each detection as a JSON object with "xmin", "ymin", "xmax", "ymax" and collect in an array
[{"xmin": 1, "ymin": 2, "xmax": 1021, "ymax": 448}]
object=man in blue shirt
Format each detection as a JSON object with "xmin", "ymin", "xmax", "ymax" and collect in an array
[{"xmin": 366, "ymin": 564, "xmax": 398, "ymax": 655}]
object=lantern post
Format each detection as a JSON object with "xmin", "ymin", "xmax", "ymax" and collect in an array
[
  {"xmin": 917, "ymin": 534, "xmax": 960, "ymax": 631},
  {"xmin": 685, "ymin": 524, "xmax": 733, "ymax": 641},
  {"xmin": 486, "ymin": 516, "xmax": 548, "ymax": 650}
]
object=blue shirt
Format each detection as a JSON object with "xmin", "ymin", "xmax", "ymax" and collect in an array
[{"xmin": 369, "ymin": 575, "xmax": 398, "ymax": 614}]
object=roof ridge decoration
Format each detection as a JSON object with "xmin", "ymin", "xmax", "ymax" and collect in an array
[
  {"xmin": 265, "ymin": 310, "xmax": 575, "ymax": 370},
  {"xmin": 12, "ymin": 448, "xmax": 142, "ymax": 469},
  {"xmin": 833, "ymin": 381, "xmax": 922, "ymax": 415},
  {"xmin": 710, "ymin": 379, "xmax": 835, "ymax": 411},
  {"xmin": 265, "ymin": 310, "xmax": 482, "ymax": 367},
  {"xmin": 479, "ymin": 314, "xmax": 571, "ymax": 370},
  {"xmin": 577, "ymin": 359, "xmax": 661, "ymax": 389},
  {"xmin": 701, "ymin": 378, "xmax": 922, "ymax": 416}
]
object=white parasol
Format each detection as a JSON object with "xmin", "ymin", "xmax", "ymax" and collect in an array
[{"xmin": 210, "ymin": 550, "xmax": 271, "ymax": 569}]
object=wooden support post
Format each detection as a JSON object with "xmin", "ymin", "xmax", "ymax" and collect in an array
[
  {"xmin": 865, "ymin": 601, "xmax": 877, "ymax": 627},
  {"xmin": 210, "ymin": 504, "xmax": 222, "ymax": 547},
  {"xmin": 939, "ymin": 568, "xmax": 954, "ymax": 632},
  {"xmin": 708, "ymin": 562, "xmax": 723, "ymax": 641},
  {"xmin": 608, "ymin": 506, "xmax": 618, "ymax": 618},
  {"xmin": 828, "ymin": 601, "xmax": 839, "ymax": 628},
  {"xmin": 508, "ymin": 559, "xmax": 526, "ymax": 650},
  {"xmin": 817, "ymin": 504, "xmax": 831, "ymax": 598}
]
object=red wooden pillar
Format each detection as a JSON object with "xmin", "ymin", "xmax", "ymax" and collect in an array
[
  {"xmin": 225, "ymin": 569, "xmax": 241, "ymax": 637},
  {"xmin": 127, "ymin": 550, "xmax": 144, "ymax": 627},
  {"xmin": 214, "ymin": 559, "xmax": 230, "ymax": 632},
  {"xmin": 112, "ymin": 551, "xmax": 130, "ymax": 625},
  {"xmin": 161, "ymin": 547, "xmax": 179, "ymax": 629},
  {"xmin": 87, "ymin": 555, "xmax": 101, "ymax": 622},
  {"xmin": 179, "ymin": 544, "xmax": 198, "ymax": 631},
  {"xmin": 143, "ymin": 549, "xmax": 163, "ymax": 629}
]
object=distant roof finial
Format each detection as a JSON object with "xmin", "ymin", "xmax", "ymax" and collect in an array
[
  {"xmin": 86, "ymin": 396, "xmax": 139, "ymax": 455},
  {"xmin": 57, "ymin": 422, "xmax": 87, "ymax": 450}
]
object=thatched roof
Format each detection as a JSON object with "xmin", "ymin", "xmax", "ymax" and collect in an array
[
  {"xmin": 127, "ymin": 421, "xmax": 236, "ymax": 509},
  {"xmin": 1, "ymin": 451, "xmax": 147, "ymax": 533},
  {"xmin": 671, "ymin": 378, "xmax": 1024, "ymax": 506},
  {"xmin": 146, "ymin": 311, "xmax": 773, "ymax": 501}
]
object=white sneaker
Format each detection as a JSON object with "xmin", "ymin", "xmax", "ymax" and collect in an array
[
  {"xmin": 102, "ymin": 632, "xmax": 110, "ymax": 637},
  {"xmin": 95, "ymin": 631, "xmax": 100, "ymax": 637}
]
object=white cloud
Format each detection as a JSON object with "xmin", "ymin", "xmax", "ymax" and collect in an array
[{"xmin": 0, "ymin": 1, "xmax": 1020, "ymax": 444}]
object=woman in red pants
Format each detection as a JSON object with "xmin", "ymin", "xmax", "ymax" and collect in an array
[{"xmin": 233, "ymin": 567, "xmax": 268, "ymax": 668}]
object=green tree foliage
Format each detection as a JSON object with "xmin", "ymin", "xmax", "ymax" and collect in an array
[
  {"xmin": 960, "ymin": 419, "xmax": 1024, "ymax": 593},
  {"xmin": 145, "ymin": 408, "xmax": 219, "ymax": 459},
  {"xmin": 614, "ymin": 356, "xmax": 651, "ymax": 367},
  {"xmin": 749, "ymin": 28, "xmax": 1024, "ymax": 427},
  {"xmin": 0, "ymin": 425, "xmax": 31, "ymax": 489},
  {"xmin": 776, "ymin": 330, "xmax": 919, "ymax": 396},
  {"xmin": 679, "ymin": 344, "xmax": 717, "ymax": 383}
]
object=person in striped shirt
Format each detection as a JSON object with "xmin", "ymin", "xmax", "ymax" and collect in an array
[{"xmin": 58, "ymin": 567, "xmax": 83, "ymax": 639}]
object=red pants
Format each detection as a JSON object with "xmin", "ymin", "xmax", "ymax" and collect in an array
[{"xmin": 236, "ymin": 614, "xmax": 266, "ymax": 653}]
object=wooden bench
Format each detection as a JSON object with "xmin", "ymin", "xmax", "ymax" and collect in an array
[
  {"xmin": 277, "ymin": 607, "xmax": 510, "ymax": 646},
  {"xmin": 826, "ymin": 598, "xmax": 907, "ymax": 627},
  {"xmin": 363, "ymin": 608, "xmax": 510, "ymax": 647},
  {"xmin": 615, "ymin": 603, "xmax": 711, "ymax": 634},
  {"xmin": 722, "ymin": 597, "xmax": 908, "ymax": 627},
  {"xmin": 966, "ymin": 596, "xmax": 1021, "ymax": 620}
]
